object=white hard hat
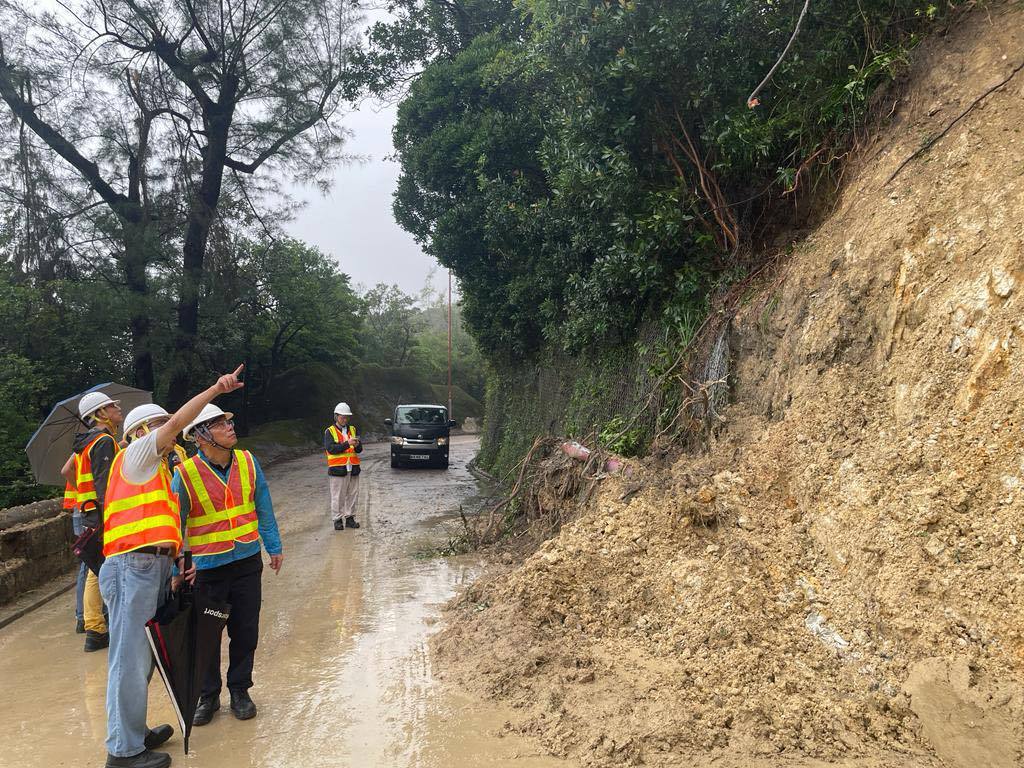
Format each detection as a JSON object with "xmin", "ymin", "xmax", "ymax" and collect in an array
[
  {"xmin": 123, "ymin": 403, "xmax": 170, "ymax": 436},
  {"xmin": 334, "ymin": 402, "xmax": 353, "ymax": 416},
  {"xmin": 79, "ymin": 391, "xmax": 119, "ymax": 419},
  {"xmin": 183, "ymin": 403, "xmax": 234, "ymax": 441}
]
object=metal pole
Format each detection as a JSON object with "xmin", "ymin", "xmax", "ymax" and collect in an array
[{"xmin": 447, "ymin": 269, "xmax": 453, "ymax": 421}]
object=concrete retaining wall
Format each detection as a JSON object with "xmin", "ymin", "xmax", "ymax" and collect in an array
[{"xmin": 0, "ymin": 499, "xmax": 76, "ymax": 606}]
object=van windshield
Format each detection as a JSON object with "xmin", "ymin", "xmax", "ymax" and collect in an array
[{"xmin": 396, "ymin": 407, "xmax": 447, "ymax": 426}]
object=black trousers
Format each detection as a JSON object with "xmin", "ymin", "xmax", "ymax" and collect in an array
[{"xmin": 196, "ymin": 553, "xmax": 263, "ymax": 698}]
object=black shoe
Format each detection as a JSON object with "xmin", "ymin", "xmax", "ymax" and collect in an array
[
  {"xmin": 104, "ymin": 749, "xmax": 171, "ymax": 768},
  {"xmin": 333, "ymin": 517, "xmax": 345, "ymax": 531},
  {"xmin": 144, "ymin": 724, "xmax": 173, "ymax": 749},
  {"xmin": 76, "ymin": 618, "xmax": 85, "ymax": 634},
  {"xmin": 84, "ymin": 631, "xmax": 109, "ymax": 652},
  {"xmin": 345, "ymin": 515, "xmax": 360, "ymax": 529},
  {"xmin": 192, "ymin": 694, "xmax": 220, "ymax": 726},
  {"xmin": 230, "ymin": 689, "xmax": 257, "ymax": 720}
]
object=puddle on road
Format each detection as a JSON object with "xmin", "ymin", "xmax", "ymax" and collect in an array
[{"xmin": 0, "ymin": 439, "xmax": 569, "ymax": 768}]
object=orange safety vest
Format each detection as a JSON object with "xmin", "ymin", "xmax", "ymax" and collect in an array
[
  {"xmin": 62, "ymin": 481, "xmax": 78, "ymax": 510},
  {"xmin": 326, "ymin": 425, "xmax": 360, "ymax": 467},
  {"xmin": 178, "ymin": 450, "xmax": 260, "ymax": 557},
  {"xmin": 102, "ymin": 450, "xmax": 182, "ymax": 558},
  {"xmin": 75, "ymin": 433, "xmax": 118, "ymax": 511}
]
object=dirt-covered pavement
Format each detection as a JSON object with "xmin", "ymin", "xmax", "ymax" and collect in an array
[{"xmin": 0, "ymin": 436, "xmax": 570, "ymax": 768}]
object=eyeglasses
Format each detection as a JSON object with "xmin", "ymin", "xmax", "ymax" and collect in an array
[{"xmin": 208, "ymin": 418, "xmax": 235, "ymax": 429}]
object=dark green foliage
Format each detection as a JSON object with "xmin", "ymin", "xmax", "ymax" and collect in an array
[
  {"xmin": 360, "ymin": 283, "xmax": 426, "ymax": 368},
  {"xmin": 429, "ymin": 383, "xmax": 484, "ymax": 421},
  {"xmin": 477, "ymin": 330, "xmax": 663, "ymax": 478},
  {"xmin": 0, "ymin": 232, "xmax": 485, "ymax": 505},
  {"xmin": 266, "ymin": 361, "xmax": 483, "ymax": 437},
  {"xmin": 384, "ymin": 0, "xmax": 956, "ymax": 365},
  {"xmin": 0, "ymin": 267, "xmax": 138, "ymax": 506},
  {"xmin": 198, "ymin": 236, "xmax": 363, "ymax": 431}
]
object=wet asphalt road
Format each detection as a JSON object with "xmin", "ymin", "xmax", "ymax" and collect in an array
[{"xmin": 0, "ymin": 436, "xmax": 569, "ymax": 768}]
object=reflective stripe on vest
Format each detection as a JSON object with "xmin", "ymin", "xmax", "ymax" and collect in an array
[
  {"xmin": 179, "ymin": 450, "xmax": 259, "ymax": 557},
  {"xmin": 102, "ymin": 451, "xmax": 182, "ymax": 557},
  {"xmin": 62, "ymin": 482, "xmax": 77, "ymax": 510},
  {"xmin": 326, "ymin": 425, "xmax": 360, "ymax": 467},
  {"xmin": 75, "ymin": 433, "xmax": 117, "ymax": 509}
]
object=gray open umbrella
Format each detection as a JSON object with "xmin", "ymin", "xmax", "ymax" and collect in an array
[{"xmin": 25, "ymin": 383, "xmax": 151, "ymax": 486}]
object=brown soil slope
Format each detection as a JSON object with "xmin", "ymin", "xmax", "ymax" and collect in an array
[{"xmin": 436, "ymin": 7, "xmax": 1024, "ymax": 768}]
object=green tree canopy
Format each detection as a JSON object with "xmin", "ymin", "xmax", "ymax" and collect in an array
[{"xmin": 379, "ymin": 0, "xmax": 954, "ymax": 362}]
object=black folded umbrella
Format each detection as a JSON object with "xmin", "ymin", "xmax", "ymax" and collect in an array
[
  {"xmin": 145, "ymin": 556, "xmax": 230, "ymax": 753},
  {"xmin": 71, "ymin": 525, "xmax": 104, "ymax": 575}
]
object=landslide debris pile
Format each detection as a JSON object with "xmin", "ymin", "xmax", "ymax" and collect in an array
[{"xmin": 436, "ymin": 7, "xmax": 1024, "ymax": 768}]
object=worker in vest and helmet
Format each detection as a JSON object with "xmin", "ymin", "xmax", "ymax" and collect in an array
[
  {"xmin": 324, "ymin": 401, "xmax": 362, "ymax": 530},
  {"xmin": 59, "ymin": 456, "xmax": 88, "ymax": 634},
  {"xmin": 97, "ymin": 367, "xmax": 244, "ymax": 768},
  {"xmin": 66, "ymin": 390, "xmax": 123, "ymax": 652},
  {"xmin": 174, "ymin": 402, "xmax": 283, "ymax": 728}
]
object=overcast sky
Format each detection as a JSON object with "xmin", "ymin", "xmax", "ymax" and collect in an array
[{"xmin": 283, "ymin": 97, "xmax": 443, "ymax": 298}]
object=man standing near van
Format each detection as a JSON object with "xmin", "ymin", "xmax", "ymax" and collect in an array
[{"xmin": 324, "ymin": 402, "xmax": 362, "ymax": 531}]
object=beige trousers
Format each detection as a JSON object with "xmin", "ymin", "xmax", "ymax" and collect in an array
[
  {"xmin": 329, "ymin": 474, "xmax": 360, "ymax": 521},
  {"xmin": 83, "ymin": 569, "xmax": 107, "ymax": 633}
]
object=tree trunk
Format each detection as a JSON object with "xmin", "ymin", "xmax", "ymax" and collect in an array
[
  {"xmin": 166, "ymin": 107, "xmax": 233, "ymax": 406},
  {"xmin": 122, "ymin": 222, "xmax": 155, "ymax": 391}
]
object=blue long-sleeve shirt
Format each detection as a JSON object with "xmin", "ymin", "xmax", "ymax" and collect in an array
[{"xmin": 171, "ymin": 449, "xmax": 282, "ymax": 571}]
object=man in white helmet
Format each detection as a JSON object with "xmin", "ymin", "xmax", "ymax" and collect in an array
[
  {"xmin": 97, "ymin": 367, "xmax": 243, "ymax": 768},
  {"xmin": 67, "ymin": 390, "xmax": 123, "ymax": 652},
  {"xmin": 173, "ymin": 402, "xmax": 282, "ymax": 727},
  {"xmin": 324, "ymin": 402, "xmax": 362, "ymax": 530}
]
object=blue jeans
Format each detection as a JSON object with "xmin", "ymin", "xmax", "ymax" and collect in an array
[
  {"xmin": 72, "ymin": 512, "xmax": 87, "ymax": 621},
  {"xmin": 98, "ymin": 552, "xmax": 172, "ymax": 758}
]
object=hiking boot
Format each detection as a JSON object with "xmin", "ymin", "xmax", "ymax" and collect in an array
[
  {"xmin": 333, "ymin": 517, "xmax": 345, "ymax": 531},
  {"xmin": 230, "ymin": 689, "xmax": 257, "ymax": 720},
  {"xmin": 84, "ymin": 631, "xmax": 109, "ymax": 652},
  {"xmin": 344, "ymin": 515, "xmax": 360, "ymax": 529},
  {"xmin": 192, "ymin": 694, "xmax": 219, "ymax": 726},
  {"xmin": 104, "ymin": 749, "xmax": 171, "ymax": 768},
  {"xmin": 144, "ymin": 724, "xmax": 173, "ymax": 750},
  {"xmin": 76, "ymin": 618, "xmax": 85, "ymax": 634}
]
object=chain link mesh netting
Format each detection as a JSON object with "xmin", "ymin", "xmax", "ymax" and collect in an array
[
  {"xmin": 479, "ymin": 322, "xmax": 666, "ymax": 475},
  {"xmin": 480, "ymin": 314, "xmax": 735, "ymax": 475},
  {"xmin": 692, "ymin": 320, "xmax": 731, "ymax": 428}
]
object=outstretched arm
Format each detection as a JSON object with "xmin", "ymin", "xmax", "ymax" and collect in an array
[{"xmin": 154, "ymin": 365, "xmax": 245, "ymax": 453}]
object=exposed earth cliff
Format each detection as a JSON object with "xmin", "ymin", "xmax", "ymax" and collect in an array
[{"xmin": 437, "ymin": 7, "xmax": 1024, "ymax": 767}]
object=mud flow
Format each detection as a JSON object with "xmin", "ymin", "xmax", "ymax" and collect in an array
[{"xmin": 0, "ymin": 437, "xmax": 569, "ymax": 768}]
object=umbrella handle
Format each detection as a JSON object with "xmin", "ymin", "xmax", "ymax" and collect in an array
[{"xmin": 183, "ymin": 551, "xmax": 192, "ymax": 574}]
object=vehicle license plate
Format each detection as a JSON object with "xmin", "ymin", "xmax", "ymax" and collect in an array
[{"xmin": 410, "ymin": 454, "xmax": 430, "ymax": 461}]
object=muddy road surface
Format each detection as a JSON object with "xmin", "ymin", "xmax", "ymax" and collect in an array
[{"xmin": 0, "ymin": 436, "xmax": 570, "ymax": 768}]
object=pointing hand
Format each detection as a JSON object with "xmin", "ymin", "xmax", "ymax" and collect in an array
[{"xmin": 215, "ymin": 364, "xmax": 245, "ymax": 394}]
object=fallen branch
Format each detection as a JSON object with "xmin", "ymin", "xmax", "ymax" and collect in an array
[
  {"xmin": 479, "ymin": 437, "xmax": 551, "ymax": 540},
  {"xmin": 885, "ymin": 59, "xmax": 1024, "ymax": 185},
  {"xmin": 747, "ymin": 0, "xmax": 811, "ymax": 108}
]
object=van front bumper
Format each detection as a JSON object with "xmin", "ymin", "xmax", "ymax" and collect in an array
[{"xmin": 391, "ymin": 438, "xmax": 449, "ymax": 463}]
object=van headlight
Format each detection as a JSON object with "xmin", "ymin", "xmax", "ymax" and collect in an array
[
  {"xmin": 436, "ymin": 437, "xmax": 448, "ymax": 446},
  {"xmin": 391, "ymin": 436, "xmax": 405, "ymax": 446}
]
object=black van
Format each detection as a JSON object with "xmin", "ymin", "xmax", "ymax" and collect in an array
[{"xmin": 385, "ymin": 404, "xmax": 457, "ymax": 469}]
